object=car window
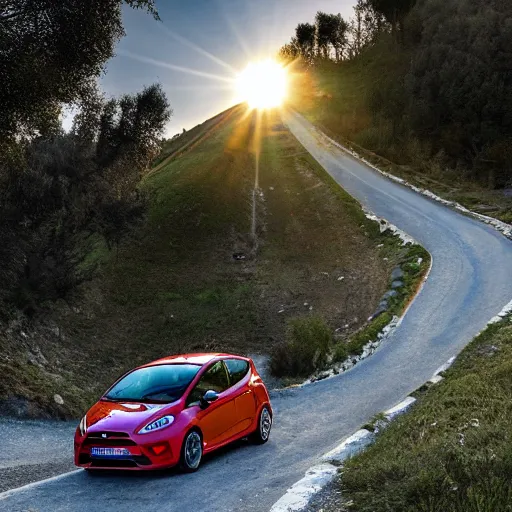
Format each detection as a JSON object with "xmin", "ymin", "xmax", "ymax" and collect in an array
[
  {"xmin": 186, "ymin": 361, "xmax": 230, "ymax": 407},
  {"xmin": 225, "ymin": 359, "xmax": 249, "ymax": 386},
  {"xmin": 104, "ymin": 364, "xmax": 201, "ymax": 403}
]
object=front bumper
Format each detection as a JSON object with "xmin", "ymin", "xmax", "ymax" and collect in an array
[{"xmin": 74, "ymin": 430, "xmax": 182, "ymax": 470}]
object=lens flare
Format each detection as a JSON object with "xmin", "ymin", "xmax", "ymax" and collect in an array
[{"xmin": 236, "ymin": 59, "xmax": 287, "ymax": 109}]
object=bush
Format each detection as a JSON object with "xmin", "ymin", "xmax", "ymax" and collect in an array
[
  {"xmin": 0, "ymin": 84, "xmax": 171, "ymax": 313},
  {"xmin": 270, "ymin": 316, "xmax": 332, "ymax": 377}
]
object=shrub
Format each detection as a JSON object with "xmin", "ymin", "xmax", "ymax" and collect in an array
[{"xmin": 270, "ymin": 316, "xmax": 332, "ymax": 377}]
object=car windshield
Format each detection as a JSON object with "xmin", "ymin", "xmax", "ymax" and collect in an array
[{"xmin": 104, "ymin": 364, "xmax": 201, "ymax": 403}]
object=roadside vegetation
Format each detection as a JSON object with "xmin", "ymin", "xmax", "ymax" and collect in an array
[
  {"xmin": 307, "ymin": 316, "xmax": 512, "ymax": 512},
  {"xmin": 279, "ymin": 0, "xmax": 512, "ymax": 223},
  {"xmin": 271, "ymin": 241, "xmax": 430, "ymax": 381}
]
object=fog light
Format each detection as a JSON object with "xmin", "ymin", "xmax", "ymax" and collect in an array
[{"xmin": 150, "ymin": 443, "xmax": 169, "ymax": 456}]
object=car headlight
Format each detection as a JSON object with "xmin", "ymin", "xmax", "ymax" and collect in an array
[
  {"xmin": 138, "ymin": 415, "xmax": 175, "ymax": 435},
  {"xmin": 79, "ymin": 415, "xmax": 87, "ymax": 436}
]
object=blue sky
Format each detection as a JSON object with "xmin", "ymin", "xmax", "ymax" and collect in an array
[{"xmin": 98, "ymin": 0, "xmax": 354, "ymax": 136}]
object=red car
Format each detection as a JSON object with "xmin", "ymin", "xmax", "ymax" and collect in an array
[{"xmin": 74, "ymin": 353, "xmax": 272, "ymax": 472}]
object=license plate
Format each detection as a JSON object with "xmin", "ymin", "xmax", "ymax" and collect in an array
[{"xmin": 90, "ymin": 447, "xmax": 131, "ymax": 458}]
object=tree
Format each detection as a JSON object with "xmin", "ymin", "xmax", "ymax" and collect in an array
[
  {"xmin": 369, "ymin": 0, "xmax": 416, "ymax": 40},
  {"xmin": 315, "ymin": 12, "xmax": 349, "ymax": 62},
  {"xmin": 349, "ymin": 0, "xmax": 387, "ymax": 57},
  {"xmin": 0, "ymin": 84, "xmax": 171, "ymax": 310},
  {"xmin": 332, "ymin": 16, "xmax": 349, "ymax": 62},
  {"xmin": 0, "ymin": 0, "xmax": 158, "ymax": 142},
  {"xmin": 278, "ymin": 38, "xmax": 300, "ymax": 63},
  {"xmin": 295, "ymin": 23, "xmax": 316, "ymax": 61}
]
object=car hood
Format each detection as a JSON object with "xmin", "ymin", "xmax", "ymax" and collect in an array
[{"xmin": 85, "ymin": 400, "xmax": 177, "ymax": 434}]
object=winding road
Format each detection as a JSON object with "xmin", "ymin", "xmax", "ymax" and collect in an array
[{"xmin": 2, "ymin": 111, "xmax": 512, "ymax": 512}]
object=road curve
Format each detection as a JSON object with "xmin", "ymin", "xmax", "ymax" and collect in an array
[{"xmin": 2, "ymin": 111, "xmax": 512, "ymax": 512}]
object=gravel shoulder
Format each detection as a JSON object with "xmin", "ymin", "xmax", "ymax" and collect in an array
[{"xmin": 0, "ymin": 418, "xmax": 76, "ymax": 493}]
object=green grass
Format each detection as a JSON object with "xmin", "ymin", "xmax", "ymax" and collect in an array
[
  {"xmin": 332, "ymin": 317, "xmax": 512, "ymax": 512},
  {"xmin": 270, "ymin": 316, "xmax": 332, "ymax": 378}
]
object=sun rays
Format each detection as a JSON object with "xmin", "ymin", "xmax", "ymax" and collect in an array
[
  {"xmin": 117, "ymin": 24, "xmax": 290, "ymax": 113},
  {"xmin": 118, "ymin": 22, "xmax": 291, "ymax": 248}
]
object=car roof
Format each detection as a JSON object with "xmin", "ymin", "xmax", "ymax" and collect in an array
[{"xmin": 142, "ymin": 353, "xmax": 247, "ymax": 368}]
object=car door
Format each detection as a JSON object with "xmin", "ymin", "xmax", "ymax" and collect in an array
[
  {"xmin": 224, "ymin": 358, "xmax": 256, "ymax": 435},
  {"xmin": 185, "ymin": 361, "xmax": 236, "ymax": 449}
]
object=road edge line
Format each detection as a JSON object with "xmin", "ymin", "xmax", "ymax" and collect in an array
[{"xmin": 0, "ymin": 469, "xmax": 82, "ymax": 501}]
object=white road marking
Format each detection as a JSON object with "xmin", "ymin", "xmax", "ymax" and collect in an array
[{"xmin": 0, "ymin": 469, "xmax": 82, "ymax": 500}]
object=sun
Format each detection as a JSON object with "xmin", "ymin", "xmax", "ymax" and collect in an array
[{"xmin": 236, "ymin": 59, "xmax": 287, "ymax": 109}]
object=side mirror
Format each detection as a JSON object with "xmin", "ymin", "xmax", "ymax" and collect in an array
[{"xmin": 200, "ymin": 390, "xmax": 219, "ymax": 409}]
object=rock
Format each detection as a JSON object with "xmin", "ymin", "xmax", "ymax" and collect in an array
[
  {"xmin": 27, "ymin": 347, "xmax": 48, "ymax": 367},
  {"xmin": 391, "ymin": 267, "xmax": 404, "ymax": 280},
  {"xmin": 233, "ymin": 252, "xmax": 246, "ymax": 261},
  {"xmin": 391, "ymin": 280, "xmax": 404, "ymax": 289},
  {"xmin": 53, "ymin": 394, "xmax": 64, "ymax": 405},
  {"xmin": 383, "ymin": 290, "xmax": 398, "ymax": 299},
  {"xmin": 372, "ymin": 303, "xmax": 388, "ymax": 319}
]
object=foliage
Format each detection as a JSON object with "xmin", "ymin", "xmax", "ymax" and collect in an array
[
  {"xmin": 0, "ymin": 0, "xmax": 158, "ymax": 141},
  {"xmin": 0, "ymin": 84, "xmax": 170, "ymax": 312},
  {"xmin": 286, "ymin": 0, "xmax": 512, "ymax": 189},
  {"xmin": 315, "ymin": 12, "xmax": 349, "ymax": 61},
  {"xmin": 0, "ymin": 1, "xmax": 170, "ymax": 314},
  {"xmin": 369, "ymin": 0, "xmax": 416, "ymax": 37},
  {"xmin": 279, "ymin": 2, "xmax": 383, "ymax": 63},
  {"xmin": 270, "ymin": 316, "xmax": 332, "ymax": 377},
  {"xmin": 295, "ymin": 23, "xmax": 316, "ymax": 62},
  {"xmin": 349, "ymin": 0, "xmax": 387, "ymax": 57}
]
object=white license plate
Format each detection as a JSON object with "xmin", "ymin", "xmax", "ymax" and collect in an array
[{"xmin": 90, "ymin": 447, "xmax": 131, "ymax": 458}]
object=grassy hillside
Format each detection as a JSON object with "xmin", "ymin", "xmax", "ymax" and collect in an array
[
  {"xmin": 0, "ymin": 105, "xmax": 397, "ymax": 418},
  {"xmin": 308, "ymin": 316, "xmax": 512, "ymax": 512},
  {"xmin": 288, "ymin": 59, "xmax": 512, "ymax": 224}
]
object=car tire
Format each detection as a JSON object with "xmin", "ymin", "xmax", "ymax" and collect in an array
[
  {"xmin": 251, "ymin": 405, "xmax": 272, "ymax": 444},
  {"xmin": 180, "ymin": 429, "xmax": 203, "ymax": 472}
]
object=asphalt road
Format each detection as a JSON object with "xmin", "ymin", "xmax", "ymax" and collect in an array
[{"xmin": 2, "ymin": 111, "xmax": 512, "ymax": 512}]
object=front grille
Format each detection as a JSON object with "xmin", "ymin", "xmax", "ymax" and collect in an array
[
  {"xmin": 84, "ymin": 431, "xmax": 136, "ymax": 447},
  {"xmin": 87, "ymin": 431, "xmax": 130, "ymax": 438},
  {"xmin": 83, "ymin": 438, "xmax": 137, "ymax": 447}
]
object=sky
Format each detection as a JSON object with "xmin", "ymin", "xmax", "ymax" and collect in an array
[{"xmin": 71, "ymin": 0, "xmax": 355, "ymax": 137}]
